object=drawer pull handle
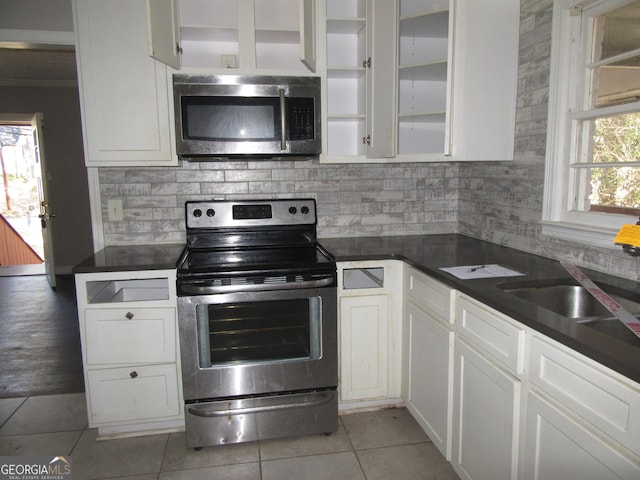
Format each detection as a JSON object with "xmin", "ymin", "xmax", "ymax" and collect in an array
[
  {"xmin": 129, "ymin": 371, "xmax": 138, "ymax": 379},
  {"xmin": 125, "ymin": 312, "xmax": 134, "ymax": 320}
]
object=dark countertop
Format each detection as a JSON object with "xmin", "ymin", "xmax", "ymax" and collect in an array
[
  {"xmin": 72, "ymin": 243, "xmax": 185, "ymax": 273},
  {"xmin": 72, "ymin": 235, "xmax": 640, "ymax": 384},
  {"xmin": 319, "ymin": 234, "xmax": 640, "ymax": 384}
]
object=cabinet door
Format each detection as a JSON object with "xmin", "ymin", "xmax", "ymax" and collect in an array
[
  {"xmin": 522, "ymin": 391, "xmax": 640, "ymax": 480},
  {"xmin": 448, "ymin": 0, "xmax": 519, "ymax": 161},
  {"xmin": 365, "ymin": 0, "xmax": 397, "ymax": 158},
  {"xmin": 406, "ymin": 301, "xmax": 453, "ymax": 460},
  {"xmin": 452, "ymin": 338, "xmax": 520, "ymax": 480},
  {"xmin": 300, "ymin": 0, "xmax": 317, "ymax": 71},
  {"xmin": 339, "ymin": 294, "xmax": 389, "ymax": 401},
  {"xmin": 74, "ymin": 0, "xmax": 175, "ymax": 166},
  {"xmin": 529, "ymin": 335, "xmax": 640, "ymax": 456},
  {"xmin": 87, "ymin": 364, "xmax": 181, "ymax": 425},
  {"xmin": 147, "ymin": 0, "xmax": 181, "ymax": 69}
]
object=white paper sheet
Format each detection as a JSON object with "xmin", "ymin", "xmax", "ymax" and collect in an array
[{"xmin": 439, "ymin": 264, "xmax": 525, "ymax": 280}]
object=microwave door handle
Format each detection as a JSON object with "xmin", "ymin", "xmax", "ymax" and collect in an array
[{"xmin": 279, "ymin": 88, "xmax": 286, "ymax": 151}]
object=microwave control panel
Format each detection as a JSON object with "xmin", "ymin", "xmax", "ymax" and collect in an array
[{"xmin": 287, "ymin": 98, "xmax": 315, "ymax": 140}]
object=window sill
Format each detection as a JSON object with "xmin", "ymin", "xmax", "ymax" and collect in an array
[{"xmin": 540, "ymin": 221, "xmax": 621, "ymax": 250}]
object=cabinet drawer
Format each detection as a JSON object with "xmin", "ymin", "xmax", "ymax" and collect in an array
[
  {"xmin": 455, "ymin": 294, "xmax": 525, "ymax": 374},
  {"xmin": 529, "ymin": 335, "xmax": 640, "ymax": 456},
  {"xmin": 87, "ymin": 364, "xmax": 181, "ymax": 425},
  {"xmin": 406, "ymin": 267, "xmax": 454, "ymax": 323},
  {"xmin": 84, "ymin": 307, "xmax": 176, "ymax": 365}
]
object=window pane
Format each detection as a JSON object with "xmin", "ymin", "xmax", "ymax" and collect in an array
[
  {"xmin": 593, "ymin": 55, "xmax": 640, "ymax": 107},
  {"xmin": 578, "ymin": 112, "xmax": 640, "ymax": 212},
  {"xmin": 591, "ymin": 1, "xmax": 640, "ymax": 108},
  {"xmin": 592, "ymin": 1, "xmax": 640, "ymax": 63},
  {"xmin": 591, "ymin": 112, "xmax": 640, "ymax": 163},
  {"xmin": 589, "ymin": 166, "xmax": 640, "ymax": 210}
]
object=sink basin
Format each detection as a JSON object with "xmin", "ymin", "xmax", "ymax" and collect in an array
[
  {"xmin": 502, "ymin": 283, "xmax": 640, "ymax": 319},
  {"xmin": 500, "ymin": 280, "xmax": 640, "ymax": 346}
]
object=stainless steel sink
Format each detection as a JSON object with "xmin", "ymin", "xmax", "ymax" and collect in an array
[
  {"xmin": 502, "ymin": 284, "xmax": 640, "ymax": 319},
  {"xmin": 500, "ymin": 281, "xmax": 640, "ymax": 345}
]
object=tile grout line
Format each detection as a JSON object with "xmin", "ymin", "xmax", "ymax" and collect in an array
[
  {"xmin": 338, "ymin": 414, "xmax": 370, "ymax": 480},
  {"xmin": 0, "ymin": 397, "xmax": 28, "ymax": 431}
]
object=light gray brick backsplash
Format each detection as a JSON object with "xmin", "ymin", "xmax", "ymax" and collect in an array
[
  {"xmin": 224, "ymin": 169, "xmax": 272, "ymax": 182},
  {"xmin": 200, "ymin": 182, "xmax": 249, "ymax": 195},
  {"xmin": 95, "ymin": 0, "xmax": 638, "ymax": 280},
  {"xmin": 176, "ymin": 169, "xmax": 224, "ymax": 183}
]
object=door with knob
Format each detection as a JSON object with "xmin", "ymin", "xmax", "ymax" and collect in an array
[{"xmin": 32, "ymin": 113, "xmax": 56, "ymax": 287}]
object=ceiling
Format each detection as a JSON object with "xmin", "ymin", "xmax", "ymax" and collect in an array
[{"xmin": 0, "ymin": 47, "xmax": 77, "ymax": 87}]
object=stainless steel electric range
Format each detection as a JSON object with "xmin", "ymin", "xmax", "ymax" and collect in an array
[{"xmin": 176, "ymin": 198, "xmax": 338, "ymax": 448}]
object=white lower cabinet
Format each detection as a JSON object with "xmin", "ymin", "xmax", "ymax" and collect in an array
[
  {"xmin": 401, "ymin": 271, "xmax": 640, "ymax": 479},
  {"xmin": 87, "ymin": 364, "xmax": 180, "ymax": 425},
  {"xmin": 406, "ymin": 302, "xmax": 453, "ymax": 458},
  {"xmin": 340, "ymin": 294, "xmax": 390, "ymax": 401},
  {"xmin": 451, "ymin": 294, "xmax": 525, "ymax": 480},
  {"xmin": 403, "ymin": 266, "xmax": 454, "ymax": 459},
  {"xmin": 337, "ymin": 261, "xmax": 403, "ymax": 410},
  {"xmin": 521, "ymin": 334, "xmax": 640, "ymax": 478},
  {"xmin": 452, "ymin": 337, "xmax": 521, "ymax": 480},
  {"xmin": 523, "ymin": 390, "xmax": 640, "ymax": 480},
  {"xmin": 75, "ymin": 270, "xmax": 184, "ymax": 437}
]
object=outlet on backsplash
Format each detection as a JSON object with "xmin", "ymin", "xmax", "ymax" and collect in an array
[{"xmin": 107, "ymin": 199, "xmax": 123, "ymax": 222}]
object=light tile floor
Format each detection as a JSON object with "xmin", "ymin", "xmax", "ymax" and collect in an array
[{"xmin": 0, "ymin": 393, "xmax": 459, "ymax": 480}]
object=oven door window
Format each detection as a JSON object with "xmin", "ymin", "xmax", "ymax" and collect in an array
[
  {"xmin": 196, "ymin": 297, "xmax": 322, "ymax": 366},
  {"xmin": 181, "ymin": 96, "xmax": 280, "ymax": 142}
]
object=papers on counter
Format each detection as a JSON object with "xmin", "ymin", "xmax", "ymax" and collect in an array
[{"xmin": 439, "ymin": 264, "xmax": 525, "ymax": 280}]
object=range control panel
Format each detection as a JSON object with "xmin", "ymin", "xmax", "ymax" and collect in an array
[{"xmin": 185, "ymin": 199, "xmax": 317, "ymax": 229}]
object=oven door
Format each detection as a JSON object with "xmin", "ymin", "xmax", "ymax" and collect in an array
[{"xmin": 177, "ymin": 285, "xmax": 337, "ymax": 402}]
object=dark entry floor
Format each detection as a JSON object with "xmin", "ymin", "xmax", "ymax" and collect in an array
[{"xmin": 0, "ymin": 275, "xmax": 84, "ymax": 398}]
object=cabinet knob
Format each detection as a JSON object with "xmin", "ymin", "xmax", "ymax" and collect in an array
[
  {"xmin": 129, "ymin": 371, "xmax": 138, "ymax": 379},
  {"xmin": 362, "ymin": 57, "xmax": 371, "ymax": 68},
  {"xmin": 362, "ymin": 135, "xmax": 371, "ymax": 145},
  {"xmin": 125, "ymin": 311, "xmax": 134, "ymax": 320}
]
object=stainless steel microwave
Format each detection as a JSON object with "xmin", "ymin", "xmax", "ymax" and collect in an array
[{"xmin": 173, "ymin": 74, "xmax": 321, "ymax": 160}]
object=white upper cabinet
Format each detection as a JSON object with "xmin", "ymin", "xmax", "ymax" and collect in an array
[
  {"xmin": 74, "ymin": 0, "xmax": 176, "ymax": 166},
  {"xmin": 448, "ymin": 0, "xmax": 519, "ymax": 162},
  {"xmin": 150, "ymin": 0, "xmax": 313, "ymax": 72},
  {"xmin": 397, "ymin": 1, "xmax": 450, "ymax": 157},
  {"xmin": 320, "ymin": 0, "xmax": 519, "ymax": 163},
  {"xmin": 323, "ymin": 0, "xmax": 367, "ymax": 157},
  {"xmin": 322, "ymin": 0, "xmax": 396, "ymax": 159}
]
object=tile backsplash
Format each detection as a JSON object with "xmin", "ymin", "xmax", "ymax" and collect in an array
[
  {"xmin": 98, "ymin": 0, "xmax": 639, "ymax": 281},
  {"xmin": 99, "ymin": 160, "xmax": 460, "ymax": 244}
]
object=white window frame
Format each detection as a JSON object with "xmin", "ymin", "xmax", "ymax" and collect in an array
[{"xmin": 542, "ymin": 0, "xmax": 640, "ymax": 248}]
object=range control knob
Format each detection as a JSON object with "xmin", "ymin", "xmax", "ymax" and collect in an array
[
  {"xmin": 206, "ymin": 208, "xmax": 215, "ymax": 217},
  {"xmin": 289, "ymin": 206, "xmax": 297, "ymax": 215},
  {"xmin": 301, "ymin": 205, "xmax": 310, "ymax": 215},
  {"xmin": 193, "ymin": 209, "xmax": 202, "ymax": 218}
]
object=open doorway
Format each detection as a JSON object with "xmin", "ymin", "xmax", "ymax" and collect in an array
[
  {"xmin": 0, "ymin": 114, "xmax": 56, "ymax": 286},
  {"xmin": 0, "ymin": 122, "xmax": 45, "ymax": 264},
  {"xmin": 0, "ymin": 46, "xmax": 94, "ymax": 284}
]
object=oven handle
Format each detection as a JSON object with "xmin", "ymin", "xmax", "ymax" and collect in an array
[
  {"xmin": 179, "ymin": 275, "xmax": 334, "ymax": 295},
  {"xmin": 187, "ymin": 392, "xmax": 334, "ymax": 418}
]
